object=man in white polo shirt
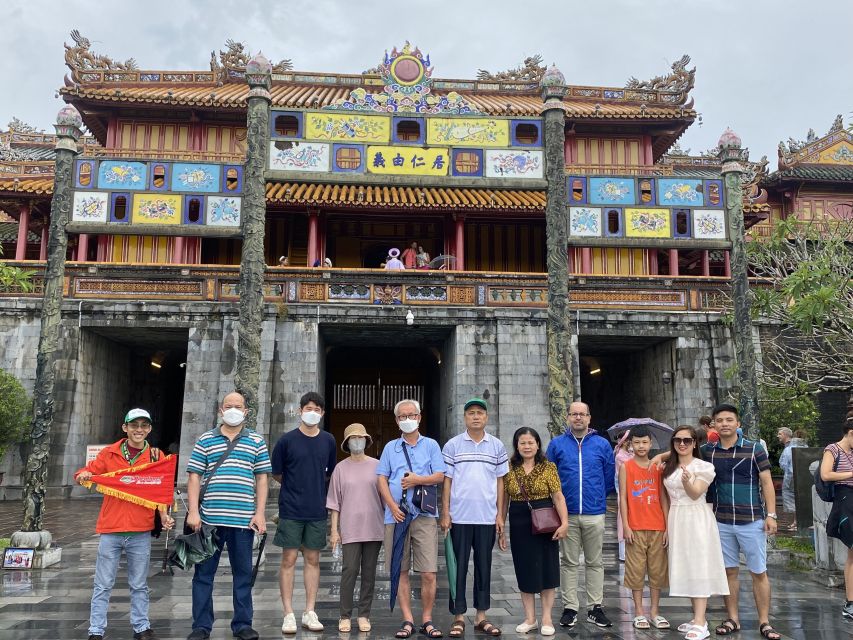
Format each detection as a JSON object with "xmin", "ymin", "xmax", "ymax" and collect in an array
[{"xmin": 440, "ymin": 398, "xmax": 508, "ymax": 638}]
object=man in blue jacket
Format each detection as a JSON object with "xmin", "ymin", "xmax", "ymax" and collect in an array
[{"xmin": 546, "ymin": 401, "xmax": 615, "ymax": 629}]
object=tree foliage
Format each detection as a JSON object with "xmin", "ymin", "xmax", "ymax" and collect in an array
[
  {"xmin": 0, "ymin": 368, "xmax": 32, "ymax": 460},
  {"xmin": 0, "ymin": 245, "xmax": 33, "ymax": 293},
  {"xmin": 747, "ymin": 217, "xmax": 853, "ymax": 393},
  {"xmin": 758, "ymin": 384, "xmax": 819, "ymax": 466}
]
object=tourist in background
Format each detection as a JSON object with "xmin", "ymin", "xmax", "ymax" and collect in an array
[
  {"xmin": 613, "ymin": 431, "xmax": 634, "ymax": 562},
  {"xmin": 546, "ymin": 401, "xmax": 615, "ymax": 629},
  {"xmin": 779, "ymin": 427, "xmax": 807, "ymax": 529},
  {"xmin": 662, "ymin": 426, "xmax": 728, "ymax": 640},
  {"xmin": 402, "ymin": 241, "xmax": 419, "ymax": 269},
  {"xmin": 327, "ymin": 423, "xmax": 384, "ymax": 633},
  {"xmin": 416, "ymin": 245, "xmax": 431, "ymax": 268},
  {"xmin": 700, "ymin": 415, "xmax": 717, "ymax": 445},
  {"xmin": 500, "ymin": 427, "xmax": 568, "ymax": 636},
  {"xmin": 385, "ymin": 248, "xmax": 405, "ymax": 270},
  {"xmin": 820, "ymin": 417, "xmax": 853, "ymax": 620}
]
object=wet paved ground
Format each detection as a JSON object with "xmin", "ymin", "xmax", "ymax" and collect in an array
[{"xmin": 0, "ymin": 498, "xmax": 850, "ymax": 640}]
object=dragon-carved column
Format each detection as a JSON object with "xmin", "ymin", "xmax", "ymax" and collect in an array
[
  {"xmin": 234, "ymin": 54, "xmax": 272, "ymax": 429},
  {"xmin": 541, "ymin": 66, "xmax": 574, "ymax": 436},
  {"xmin": 719, "ymin": 128, "xmax": 760, "ymax": 439}
]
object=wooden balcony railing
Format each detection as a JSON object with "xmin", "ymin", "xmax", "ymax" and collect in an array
[{"xmin": 566, "ymin": 164, "xmax": 674, "ymax": 176}]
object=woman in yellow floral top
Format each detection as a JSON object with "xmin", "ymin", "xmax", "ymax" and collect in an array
[{"xmin": 499, "ymin": 427, "xmax": 569, "ymax": 636}]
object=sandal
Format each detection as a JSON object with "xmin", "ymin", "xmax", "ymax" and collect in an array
[
  {"xmin": 358, "ymin": 618, "xmax": 372, "ymax": 632},
  {"xmin": 397, "ymin": 621, "xmax": 415, "ymax": 639},
  {"xmin": 678, "ymin": 620, "xmax": 696, "ymax": 633},
  {"xmin": 759, "ymin": 623, "xmax": 781, "ymax": 640},
  {"xmin": 339, "ymin": 618, "xmax": 352, "ymax": 632},
  {"xmin": 686, "ymin": 624, "xmax": 710, "ymax": 640},
  {"xmin": 715, "ymin": 619, "xmax": 741, "ymax": 636},
  {"xmin": 420, "ymin": 621, "xmax": 443, "ymax": 638},
  {"xmin": 449, "ymin": 621, "xmax": 465, "ymax": 638},
  {"xmin": 474, "ymin": 620, "xmax": 501, "ymax": 636},
  {"xmin": 651, "ymin": 615, "xmax": 670, "ymax": 629},
  {"xmin": 633, "ymin": 616, "xmax": 650, "ymax": 629}
]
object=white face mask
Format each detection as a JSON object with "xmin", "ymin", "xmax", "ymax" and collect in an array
[
  {"xmin": 221, "ymin": 407, "xmax": 245, "ymax": 427},
  {"xmin": 302, "ymin": 410, "xmax": 322, "ymax": 427},
  {"xmin": 399, "ymin": 419, "xmax": 419, "ymax": 434},
  {"xmin": 348, "ymin": 437, "xmax": 367, "ymax": 453}
]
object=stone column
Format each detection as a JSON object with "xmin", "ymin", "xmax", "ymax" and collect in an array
[
  {"xmin": 453, "ymin": 213, "xmax": 465, "ymax": 270},
  {"xmin": 234, "ymin": 54, "xmax": 272, "ymax": 429},
  {"xmin": 540, "ymin": 65, "xmax": 574, "ymax": 435},
  {"xmin": 718, "ymin": 128, "xmax": 760, "ymax": 438},
  {"xmin": 15, "ymin": 202, "xmax": 30, "ymax": 260},
  {"xmin": 12, "ymin": 106, "xmax": 82, "ymax": 567}
]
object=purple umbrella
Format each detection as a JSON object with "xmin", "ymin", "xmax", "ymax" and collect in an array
[{"xmin": 607, "ymin": 417, "xmax": 673, "ymax": 450}]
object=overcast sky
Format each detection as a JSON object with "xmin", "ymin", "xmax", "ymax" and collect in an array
[{"xmin": 2, "ymin": 0, "xmax": 851, "ymax": 166}]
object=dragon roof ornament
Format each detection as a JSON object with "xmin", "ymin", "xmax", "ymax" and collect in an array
[
  {"xmin": 64, "ymin": 30, "xmax": 139, "ymax": 83},
  {"xmin": 625, "ymin": 54, "xmax": 695, "ymax": 101},
  {"xmin": 209, "ymin": 39, "xmax": 292, "ymax": 83},
  {"xmin": 829, "ymin": 113, "xmax": 845, "ymax": 134},
  {"xmin": 778, "ymin": 114, "xmax": 850, "ymax": 169},
  {"xmin": 477, "ymin": 55, "xmax": 546, "ymax": 83},
  {"xmin": 7, "ymin": 118, "xmax": 40, "ymax": 134}
]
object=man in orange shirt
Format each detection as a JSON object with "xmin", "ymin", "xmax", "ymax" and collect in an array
[{"xmin": 75, "ymin": 409, "xmax": 175, "ymax": 640}]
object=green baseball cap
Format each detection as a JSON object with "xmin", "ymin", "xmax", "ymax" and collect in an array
[{"xmin": 464, "ymin": 398, "xmax": 488, "ymax": 411}]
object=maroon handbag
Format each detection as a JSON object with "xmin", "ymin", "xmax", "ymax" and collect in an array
[{"xmin": 516, "ymin": 468, "xmax": 561, "ymax": 535}]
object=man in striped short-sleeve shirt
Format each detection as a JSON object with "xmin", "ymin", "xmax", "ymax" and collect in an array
[{"xmin": 185, "ymin": 392, "xmax": 271, "ymax": 640}]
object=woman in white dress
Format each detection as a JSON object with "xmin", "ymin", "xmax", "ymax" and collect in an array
[{"xmin": 662, "ymin": 426, "xmax": 729, "ymax": 640}]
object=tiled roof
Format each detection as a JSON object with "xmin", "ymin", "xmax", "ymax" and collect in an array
[
  {"xmin": 0, "ymin": 222, "xmax": 38, "ymax": 243},
  {"xmin": 765, "ymin": 165, "xmax": 853, "ymax": 183},
  {"xmin": 266, "ymin": 182, "xmax": 546, "ymax": 211},
  {"xmin": 0, "ymin": 177, "xmax": 54, "ymax": 195}
]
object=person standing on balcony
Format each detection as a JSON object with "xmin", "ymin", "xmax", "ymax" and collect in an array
[
  {"xmin": 416, "ymin": 245, "xmax": 431, "ymax": 269},
  {"xmin": 546, "ymin": 401, "xmax": 615, "ymax": 629},
  {"xmin": 402, "ymin": 241, "xmax": 418, "ymax": 269},
  {"xmin": 385, "ymin": 248, "xmax": 405, "ymax": 270}
]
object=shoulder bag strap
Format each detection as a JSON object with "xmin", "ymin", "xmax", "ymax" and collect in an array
[
  {"xmin": 516, "ymin": 466, "xmax": 534, "ymax": 509},
  {"xmin": 198, "ymin": 432, "xmax": 242, "ymax": 505}
]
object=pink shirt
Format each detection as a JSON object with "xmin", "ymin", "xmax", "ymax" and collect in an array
[{"xmin": 326, "ymin": 456, "xmax": 385, "ymax": 543}]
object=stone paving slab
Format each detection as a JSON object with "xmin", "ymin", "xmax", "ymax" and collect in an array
[{"xmin": 0, "ymin": 499, "xmax": 851, "ymax": 639}]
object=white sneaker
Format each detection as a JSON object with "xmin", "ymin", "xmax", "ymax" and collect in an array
[
  {"xmin": 515, "ymin": 620, "xmax": 538, "ymax": 633},
  {"xmin": 302, "ymin": 610, "xmax": 324, "ymax": 632},
  {"xmin": 281, "ymin": 612, "xmax": 297, "ymax": 634}
]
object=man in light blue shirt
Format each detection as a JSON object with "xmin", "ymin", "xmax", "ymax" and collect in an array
[{"xmin": 377, "ymin": 399, "xmax": 445, "ymax": 639}]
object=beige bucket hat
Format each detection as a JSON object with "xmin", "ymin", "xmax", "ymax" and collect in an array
[{"xmin": 341, "ymin": 423, "xmax": 373, "ymax": 452}]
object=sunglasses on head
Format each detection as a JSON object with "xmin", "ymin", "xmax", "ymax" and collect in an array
[{"xmin": 673, "ymin": 437, "xmax": 694, "ymax": 446}]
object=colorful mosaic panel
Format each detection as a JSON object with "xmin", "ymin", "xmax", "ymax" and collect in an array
[
  {"xmin": 366, "ymin": 146, "xmax": 449, "ymax": 176},
  {"xmin": 332, "ymin": 144, "xmax": 365, "ymax": 173},
  {"xmin": 75, "ymin": 160, "xmax": 96, "ymax": 189},
  {"xmin": 406, "ymin": 286, "xmax": 447, "ymax": 302},
  {"xmin": 329, "ymin": 283, "xmax": 371, "ymax": 300},
  {"xmin": 269, "ymin": 142, "xmax": 330, "ymax": 172},
  {"xmin": 820, "ymin": 141, "xmax": 853, "ymax": 164},
  {"xmin": 484, "ymin": 150, "xmax": 543, "ymax": 179},
  {"xmin": 624, "ymin": 208, "xmax": 671, "ymax": 238},
  {"xmin": 131, "ymin": 194, "xmax": 182, "ymax": 225},
  {"xmin": 705, "ymin": 180, "xmax": 723, "ymax": 207},
  {"xmin": 589, "ymin": 177, "xmax": 635, "ymax": 205},
  {"xmin": 171, "ymin": 163, "xmax": 220, "ymax": 193},
  {"xmin": 98, "ymin": 161, "xmax": 147, "ymax": 190},
  {"xmin": 657, "ymin": 178, "xmax": 704, "ymax": 207},
  {"xmin": 72, "ymin": 191, "xmax": 109, "ymax": 223},
  {"xmin": 206, "ymin": 196, "xmax": 242, "ymax": 227},
  {"xmin": 304, "ymin": 113, "xmax": 391, "ymax": 143},
  {"xmin": 569, "ymin": 207, "xmax": 602, "ymax": 237},
  {"xmin": 692, "ymin": 209, "xmax": 727, "ymax": 239},
  {"xmin": 426, "ymin": 118, "xmax": 508, "ymax": 147}
]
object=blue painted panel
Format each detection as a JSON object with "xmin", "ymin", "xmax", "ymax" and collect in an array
[
  {"xmin": 603, "ymin": 207, "xmax": 624, "ymax": 237},
  {"xmin": 705, "ymin": 179, "xmax": 724, "ymax": 207},
  {"xmin": 97, "ymin": 161, "xmax": 147, "ymax": 190},
  {"xmin": 109, "ymin": 192, "xmax": 131, "ymax": 223},
  {"xmin": 637, "ymin": 178, "xmax": 656, "ymax": 206},
  {"xmin": 657, "ymin": 178, "xmax": 705, "ymax": 207},
  {"xmin": 183, "ymin": 195, "xmax": 205, "ymax": 225},
  {"xmin": 567, "ymin": 176, "xmax": 587, "ymax": 204},
  {"xmin": 75, "ymin": 160, "xmax": 96, "ymax": 189},
  {"xmin": 222, "ymin": 165, "xmax": 244, "ymax": 193},
  {"xmin": 148, "ymin": 162, "xmax": 171, "ymax": 191},
  {"xmin": 510, "ymin": 120, "xmax": 542, "ymax": 147},
  {"xmin": 392, "ymin": 117, "xmax": 426, "ymax": 144},
  {"xmin": 672, "ymin": 209, "xmax": 692, "ymax": 238},
  {"xmin": 171, "ymin": 163, "xmax": 221, "ymax": 193},
  {"xmin": 588, "ymin": 177, "xmax": 635, "ymax": 205},
  {"xmin": 450, "ymin": 148, "xmax": 483, "ymax": 177},
  {"xmin": 332, "ymin": 144, "xmax": 366, "ymax": 173}
]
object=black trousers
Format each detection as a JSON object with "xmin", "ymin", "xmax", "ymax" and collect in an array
[{"xmin": 449, "ymin": 523, "xmax": 496, "ymax": 615}]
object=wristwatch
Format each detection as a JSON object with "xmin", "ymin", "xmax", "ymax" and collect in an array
[{"xmin": 766, "ymin": 512, "xmax": 778, "ymax": 520}]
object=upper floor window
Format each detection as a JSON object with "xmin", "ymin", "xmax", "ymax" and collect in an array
[
  {"xmin": 396, "ymin": 120, "xmax": 421, "ymax": 142},
  {"xmin": 274, "ymin": 115, "xmax": 299, "ymax": 137},
  {"xmin": 515, "ymin": 123, "xmax": 539, "ymax": 145}
]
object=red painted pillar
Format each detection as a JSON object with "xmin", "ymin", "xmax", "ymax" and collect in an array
[
  {"xmin": 77, "ymin": 234, "xmax": 89, "ymax": 262},
  {"xmin": 581, "ymin": 247, "xmax": 592, "ymax": 274},
  {"xmin": 668, "ymin": 249, "xmax": 679, "ymax": 276},
  {"xmin": 307, "ymin": 210, "xmax": 318, "ymax": 267},
  {"xmin": 724, "ymin": 250, "xmax": 731, "ymax": 278},
  {"xmin": 39, "ymin": 223, "xmax": 48, "ymax": 261},
  {"xmin": 453, "ymin": 214, "xmax": 465, "ymax": 270},
  {"xmin": 648, "ymin": 249, "xmax": 659, "ymax": 275},
  {"xmin": 701, "ymin": 250, "xmax": 710, "ymax": 276},
  {"xmin": 15, "ymin": 203, "xmax": 30, "ymax": 260},
  {"xmin": 173, "ymin": 237, "xmax": 185, "ymax": 264}
]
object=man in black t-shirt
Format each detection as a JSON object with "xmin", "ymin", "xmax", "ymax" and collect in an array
[{"xmin": 271, "ymin": 391, "xmax": 337, "ymax": 634}]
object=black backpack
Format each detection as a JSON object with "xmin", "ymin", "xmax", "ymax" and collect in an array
[{"xmin": 814, "ymin": 446, "xmax": 840, "ymax": 502}]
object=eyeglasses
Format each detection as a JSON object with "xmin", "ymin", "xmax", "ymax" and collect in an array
[
  {"xmin": 127, "ymin": 424, "xmax": 152, "ymax": 431},
  {"xmin": 569, "ymin": 413, "xmax": 589, "ymax": 418},
  {"xmin": 673, "ymin": 437, "xmax": 694, "ymax": 446},
  {"xmin": 397, "ymin": 413, "xmax": 420, "ymax": 420}
]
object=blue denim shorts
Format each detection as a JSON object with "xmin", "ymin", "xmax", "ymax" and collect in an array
[{"xmin": 718, "ymin": 519, "xmax": 767, "ymax": 574}]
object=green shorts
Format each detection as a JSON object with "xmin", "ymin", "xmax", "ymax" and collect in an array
[{"xmin": 273, "ymin": 518, "xmax": 327, "ymax": 550}]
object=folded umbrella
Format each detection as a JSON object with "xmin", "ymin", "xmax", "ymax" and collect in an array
[
  {"xmin": 168, "ymin": 524, "xmax": 218, "ymax": 571},
  {"xmin": 250, "ymin": 532, "xmax": 267, "ymax": 587},
  {"xmin": 444, "ymin": 532, "xmax": 457, "ymax": 602},
  {"xmin": 389, "ymin": 496, "xmax": 414, "ymax": 611}
]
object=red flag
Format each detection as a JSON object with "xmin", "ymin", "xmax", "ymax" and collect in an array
[{"xmin": 81, "ymin": 455, "xmax": 177, "ymax": 510}]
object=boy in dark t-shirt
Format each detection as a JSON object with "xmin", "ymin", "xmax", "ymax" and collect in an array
[{"xmin": 271, "ymin": 392, "xmax": 337, "ymax": 634}]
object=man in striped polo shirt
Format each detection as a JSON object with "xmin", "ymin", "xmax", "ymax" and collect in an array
[
  {"xmin": 185, "ymin": 392, "xmax": 272, "ymax": 640},
  {"xmin": 440, "ymin": 398, "xmax": 508, "ymax": 637},
  {"xmin": 701, "ymin": 403, "xmax": 779, "ymax": 640}
]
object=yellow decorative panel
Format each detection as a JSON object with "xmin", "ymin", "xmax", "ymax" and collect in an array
[
  {"xmin": 305, "ymin": 113, "xmax": 391, "ymax": 143},
  {"xmin": 818, "ymin": 141, "xmax": 853, "ymax": 164},
  {"xmin": 366, "ymin": 146, "xmax": 449, "ymax": 176},
  {"xmin": 132, "ymin": 194, "xmax": 182, "ymax": 225},
  {"xmin": 624, "ymin": 208, "xmax": 671, "ymax": 238},
  {"xmin": 427, "ymin": 118, "xmax": 509, "ymax": 147}
]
